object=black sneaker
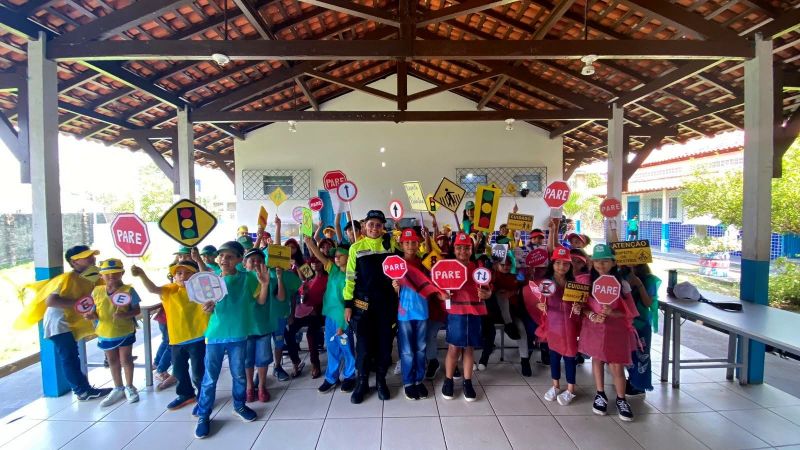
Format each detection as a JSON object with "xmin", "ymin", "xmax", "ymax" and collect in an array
[
  {"xmin": 350, "ymin": 377, "xmax": 369, "ymax": 404},
  {"xmin": 592, "ymin": 392, "xmax": 608, "ymax": 416},
  {"xmin": 425, "ymin": 359, "xmax": 440, "ymax": 380},
  {"xmin": 576, "ymin": 353, "xmax": 586, "ymax": 365},
  {"xmin": 520, "ymin": 357, "xmax": 532, "ymax": 377},
  {"xmin": 416, "ymin": 383, "xmax": 429, "ymax": 399},
  {"xmin": 441, "ymin": 378, "xmax": 455, "ymax": 400},
  {"xmin": 504, "ymin": 323, "xmax": 520, "ymax": 340},
  {"xmin": 76, "ymin": 387, "xmax": 113, "ymax": 401},
  {"xmin": 616, "ymin": 397, "xmax": 634, "ymax": 422},
  {"xmin": 340, "ymin": 377, "xmax": 356, "ymax": 393},
  {"xmin": 453, "ymin": 367, "xmax": 462, "ymax": 380},
  {"xmin": 376, "ymin": 376, "xmax": 390, "ymax": 401},
  {"xmin": 625, "ymin": 380, "xmax": 646, "ymax": 398},
  {"xmin": 318, "ymin": 380, "xmax": 336, "ymax": 394},
  {"xmin": 404, "ymin": 384, "xmax": 419, "ymax": 400},
  {"xmin": 463, "ymin": 379, "xmax": 477, "ymax": 402}
]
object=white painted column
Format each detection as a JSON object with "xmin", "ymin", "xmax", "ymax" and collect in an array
[
  {"xmin": 606, "ymin": 103, "xmax": 624, "ymax": 242},
  {"xmin": 176, "ymin": 107, "xmax": 195, "ymax": 200},
  {"xmin": 29, "ymin": 32, "xmax": 69, "ymax": 396},
  {"xmin": 740, "ymin": 33, "xmax": 773, "ymax": 384},
  {"xmin": 661, "ymin": 188, "xmax": 670, "ymax": 252}
]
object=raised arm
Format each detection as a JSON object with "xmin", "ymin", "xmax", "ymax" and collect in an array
[
  {"xmin": 547, "ymin": 218, "xmax": 559, "ymax": 253},
  {"xmin": 304, "ymin": 235, "xmax": 331, "ymax": 266},
  {"xmin": 275, "ymin": 215, "xmax": 282, "ymax": 245},
  {"xmin": 334, "ymin": 212, "xmax": 344, "ymax": 244},
  {"xmin": 190, "ymin": 247, "xmax": 209, "ymax": 272},
  {"xmin": 313, "ymin": 220, "xmax": 323, "ymax": 244},
  {"xmin": 130, "ymin": 265, "xmax": 163, "ymax": 295}
]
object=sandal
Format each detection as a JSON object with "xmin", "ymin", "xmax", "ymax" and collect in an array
[{"xmin": 291, "ymin": 362, "xmax": 306, "ymax": 378}]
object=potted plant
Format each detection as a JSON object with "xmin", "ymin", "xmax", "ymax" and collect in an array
[{"xmin": 685, "ymin": 230, "xmax": 741, "ymax": 278}]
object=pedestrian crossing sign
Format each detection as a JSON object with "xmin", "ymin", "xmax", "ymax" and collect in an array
[{"xmin": 433, "ymin": 177, "xmax": 466, "ymax": 213}]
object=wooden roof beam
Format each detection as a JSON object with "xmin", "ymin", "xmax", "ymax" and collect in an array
[
  {"xmin": 621, "ymin": 0, "xmax": 745, "ymax": 41},
  {"xmin": 477, "ymin": 75, "xmax": 508, "ymax": 110},
  {"xmin": 192, "ymin": 109, "xmax": 611, "ymax": 123},
  {"xmin": 305, "ymin": 69, "xmax": 397, "ymax": 102},
  {"xmin": 530, "ymin": 0, "xmax": 576, "ymax": 40},
  {"xmin": 48, "ymin": 39, "xmax": 755, "ymax": 61},
  {"xmin": 407, "ymin": 69, "xmax": 500, "ymax": 102},
  {"xmin": 416, "ymin": 0, "xmax": 520, "ymax": 28},
  {"xmin": 615, "ymin": 60, "xmax": 724, "ymax": 106},
  {"xmin": 297, "ymin": 0, "xmax": 400, "ymax": 27}
]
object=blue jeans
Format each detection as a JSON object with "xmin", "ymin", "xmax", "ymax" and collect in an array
[
  {"xmin": 173, "ymin": 340, "xmax": 206, "ymax": 398},
  {"xmin": 49, "ymin": 331, "xmax": 91, "ymax": 395},
  {"xmin": 398, "ymin": 320, "xmax": 427, "ymax": 385},
  {"xmin": 197, "ymin": 341, "xmax": 247, "ymax": 418},
  {"xmin": 323, "ymin": 317, "xmax": 356, "ymax": 384},
  {"xmin": 628, "ymin": 323, "xmax": 653, "ymax": 391},
  {"xmin": 425, "ymin": 320, "xmax": 444, "ymax": 360},
  {"xmin": 549, "ymin": 349, "xmax": 577, "ymax": 385},
  {"xmin": 155, "ymin": 322, "xmax": 172, "ymax": 373},
  {"xmin": 245, "ymin": 335, "xmax": 273, "ymax": 369}
]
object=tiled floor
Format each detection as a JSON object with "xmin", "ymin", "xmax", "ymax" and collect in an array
[{"xmin": 2, "ymin": 334, "xmax": 800, "ymax": 449}]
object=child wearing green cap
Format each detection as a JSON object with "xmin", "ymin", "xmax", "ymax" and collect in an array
[
  {"xmin": 462, "ymin": 201, "xmax": 475, "ymax": 234},
  {"xmin": 579, "ymin": 244, "xmax": 639, "ymax": 422},
  {"xmin": 200, "ymin": 245, "xmax": 220, "ymax": 273},
  {"xmin": 85, "ymin": 258, "xmax": 142, "ymax": 407}
]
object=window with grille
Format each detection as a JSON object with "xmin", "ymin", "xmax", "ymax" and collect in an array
[
  {"xmin": 241, "ymin": 169, "xmax": 311, "ymax": 200},
  {"xmin": 455, "ymin": 167, "xmax": 547, "ymax": 196},
  {"xmin": 650, "ymin": 198, "xmax": 663, "ymax": 219},
  {"xmin": 669, "ymin": 198, "xmax": 679, "ymax": 220}
]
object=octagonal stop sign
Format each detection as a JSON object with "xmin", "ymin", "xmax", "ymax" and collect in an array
[
  {"xmin": 111, "ymin": 213, "xmax": 150, "ymax": 257},
  {"xmin": 382, "ymin": 255, "xmax": 408, "ymax": 280},
  {"xmin": 592, "ymin": 274, "xmax": 622, "ymax": 305},
  {"xmin": 543, "ymin": 180, "xmax": 571, "ymax": 209},
  {"xmin": 600, "ymin": 197, "xmax": 622, "ymax": 218},
  {"xmin": 323, "ymin": 170, "xmax": 347, "ymax": 191},
  {"xmin": 431, "ymin": 260, "xmax": 468, "ymax": 291}
]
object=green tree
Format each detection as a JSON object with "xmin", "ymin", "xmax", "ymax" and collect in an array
[
  {"xmin": 680, "ymin": 141, "xmax": 800, "ymax": 234},
  {"xmin": 137, "ymin": 163, "xmax": 173, "ymax": 222}
]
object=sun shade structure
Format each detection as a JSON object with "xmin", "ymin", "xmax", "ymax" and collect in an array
[{"xmin": 0, "ymin": 0, "xmax": 798, "ymax": 181}]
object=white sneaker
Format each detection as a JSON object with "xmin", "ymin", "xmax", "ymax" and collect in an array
[
  {"xmin": 125, "ymin": 385, "xmax": 139, "ymax": 403},
  {"xmin": 394, "ymin": 360, "xmax": 402, "ymax": 375},
  {"xmin": 100, "ymin": 387, "xmax": 125, "ymax": 407},
  {"xmin": 557, "ymin": 390, "xmax": 576, "ymax": 406},
  {"xmin": 543, "ymin": 386, "xmax": 561, "ymax": 402},
  {"xmin": 477, "ymin": 363, "xmax": 487, "ymax": 371}
]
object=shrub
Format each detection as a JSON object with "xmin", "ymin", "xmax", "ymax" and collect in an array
[{"xmin": 769, "ymin": 258, "xmax": 800, "ymax": 311}]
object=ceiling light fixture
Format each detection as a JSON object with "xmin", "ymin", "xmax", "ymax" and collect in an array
[
  {"xmin": 380, "ymin": 147, "xmax": 386, "ymax": 153},
  {"xmin": 211, "ymin": 53, "xmax": 231, "ymax": 67},
  {"xmin": 505, "ymin": 118, "xmax": 515, "ymax": 131},
  {"xmin": 580, "ymin": 55, "xmax": 597, "ymax": 76},
  {"xmin": 288, "ymin": 120, "xmax": 297, "ymax": 133}
]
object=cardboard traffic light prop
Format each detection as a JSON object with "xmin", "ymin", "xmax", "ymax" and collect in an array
[
  {"xmin": 159, "ymin": 199, "xmax": 218, "ymax": 246},
  {"xmin": 472, "ymin": 184, "xmax": 502, "ymax": 233}
]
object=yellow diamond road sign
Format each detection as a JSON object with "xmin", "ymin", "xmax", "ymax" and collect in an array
[
  {"xmin": 269, "ymin": 187, "xmax": 288, "ymax": 207},
  {"xmin": 432, "ymin": 177, "xmax": 466, "ymax": 213},
  {"xmin": 159, "ymin": 198, "xmax": 218, "ymax": 247}
]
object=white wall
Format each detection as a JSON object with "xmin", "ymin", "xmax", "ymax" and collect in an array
[{"xmin": 235, "ymin": 75, "xmax": 563, "ymax": 231}]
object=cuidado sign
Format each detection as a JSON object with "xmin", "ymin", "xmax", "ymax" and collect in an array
[{"xmin": 543, "ymin": 180, "xmax": 571, "ymax": 209}]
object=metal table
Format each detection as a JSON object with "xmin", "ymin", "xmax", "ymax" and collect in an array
[{"xmin": 660, "ymin": 291, "xmax": 800, "ymax": 387}]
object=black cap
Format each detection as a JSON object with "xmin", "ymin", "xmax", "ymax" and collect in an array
[
  {"xmin": 243, "ymin": 248, "xmax": 265, "ymax": 261},
  {"xmin": 200, "ymin": 245, "xmax": 218, "ymax": 256},
  {"xmin": 364, "ymin": 210, "xmax": 386, "ymax": 223},
  {"xmin": 64, "ymin": 245, "xmax": 98, "ymax": 261},
  {"xmin": 344, "ymin": 220, "xmax": 361, "ymax": 231},
  {"xmin": 218, "ymin": 241, "xmax": 245, "ymax": 257}
]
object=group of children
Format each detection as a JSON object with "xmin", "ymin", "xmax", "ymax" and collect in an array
[{"xmin": 27, "ymin": 203, "xmax": 660, "ymax": 440}]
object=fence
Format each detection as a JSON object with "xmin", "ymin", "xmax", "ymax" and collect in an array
[{"xmin": 0, "ymin": 213, "xmax": 96, "ymax": 269}]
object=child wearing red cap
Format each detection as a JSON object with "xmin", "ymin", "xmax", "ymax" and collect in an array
[
  {"xmin": 533, "ymin": 247, "xmax": 588, "ymax": 406},
  {"xmin": 393, "ymin": 228, "xmax": 445, "ymax": 400},
  {"xmin": 441, "ymin": 232, "xmax": 492, "ymax": 402}
]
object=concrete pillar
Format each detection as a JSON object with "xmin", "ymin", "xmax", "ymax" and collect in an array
[
  {"xmin": 176, "ymin": 107, "xmax": 195, "ymax": 200},
  {"xmin": 29, "ymin": 32, "xmax": 69, "ymax": 396},
  {"xmin": 606, "ymin": 103, "xmax": 624, "ymax": 242},
  {"xmin": 661, "ymin": 188, "xmax": 670, "ymax": 252},
  {"xmin": 740, "ymin": 33, "xmax": 773, "ymax": 384}
]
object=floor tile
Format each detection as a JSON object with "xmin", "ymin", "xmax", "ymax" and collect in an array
[
  {"xmin": 187, "ymin": 418, "xmax": 266, "ymax": 449},
  {"xmin": 440, "ymin": 416, "xmax": 511, "ymax": 450},
  {"xmin": 61, "ymin": 421, "xmax": 150, "ymax": 450},
  {"xmin": 122, "ymin": 420, "xmax": 197, "ymax": 450},
  {"xmin": 154, "ymin": 394, "xmax": 231, "ymax": 422},
  {"xmin": 101, "ymin": 390, "xmax": 171, "ymax": 422},
  {"xmin": 770, "ymin": 405, "xmax": 800, "ymax": 426},
  {"xmin": 2, "ymin": 420, "xmax": 92, "ymax": 450},
  {"xmin": 271, "ymin": 388, "xmax": 332, "ymax": 420},
  {"xmin": 0, "ymin": 418, "xmax": 42, "ymax": 447},
  {"xmin": 1, "ymin": 395, "xmax": 75, "ymax": 421},
  {"xmin": 498, "ymin": 415, "xmax": 578, "ymax": 449},
  {"xmin": 645, "ymin": 385, "xmax": 713, "ymax": 414},
  {"xmin": 327, "ymin": 388, "xmax": 383, "ymax": 418},
  {"xmin": 720, "ymin": 409, "xmax": 800, "ymax": 447},
  {"xmin": 381, "ymin": 417, "xmax": 445, "ymax": 450},
  {"xmin": 483, "ymin": 385, "xmax": 549, "ymax": 415},
  {"xmin": 252, "ymin": 419, "xmax": 323, "ymax": 449},
  {"xmin": 718, "ymin": 382, "xmax": 800, "ymax": 408},
  {"xmin": 48, "ymin": 395, "xmax": 123, "ymax": 421},
  {"xmin": 532, "ymin": 385, "xmax": 597, "ymax": 416},
  {"xmin": 318, "ymin": 417, "xmax": 381, "ymax": 450},
  {"xmin": 555, "ymin": 415, "xmax": 643, "ymax": 449},
  {"xmin": 382, "ymin": 383, "xmax": 438, "ymax": 417},
  {"xmin": 434, "ymin": 384, "xmax": 495, "ymax": 416},
  {"xmin": 613, "ymin": 412, "xmax": 706, "ymax": 450},
  {"xmin": 666, "ymin": 411, "xmax": 769, "ymax": 450},
  {"xmin": 473, "ymin": 363, "xmax": 527, "ymax": 386},
  {"xmin": 681, "ymin": 383, "xmax": 762, "ymax": 411}
]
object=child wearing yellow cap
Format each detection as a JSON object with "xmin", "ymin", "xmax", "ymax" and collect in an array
[{"xmin": 85, "ymin": 258, "xmax": 142, "ymax": 407}]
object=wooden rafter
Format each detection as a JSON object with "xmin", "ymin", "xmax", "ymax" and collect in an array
[
  {"xmin": 192, "ymin": 109, "xmax": 612, "ymax": 123},
  {"xmin": 297, "ymin": 0, "xmax": 400, "ymax": 27}
]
